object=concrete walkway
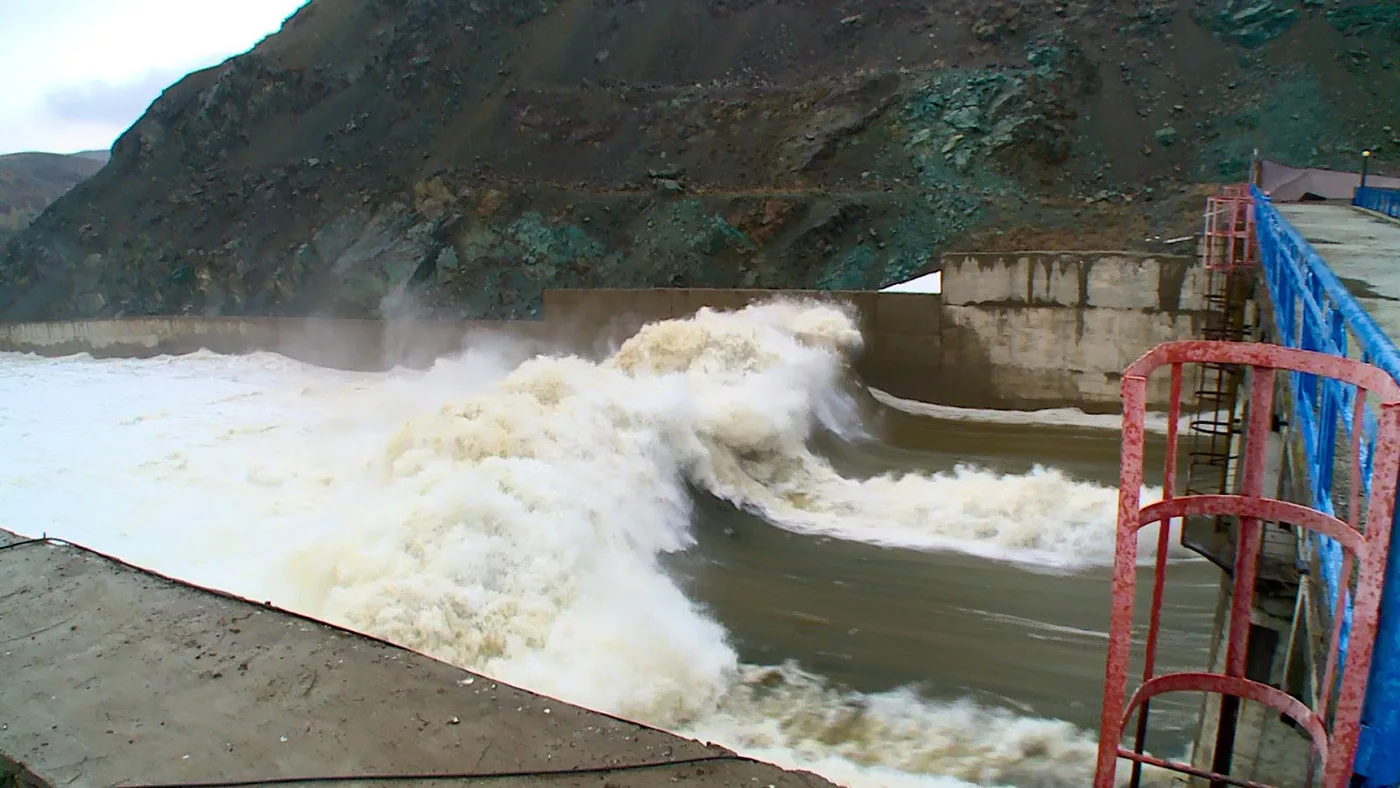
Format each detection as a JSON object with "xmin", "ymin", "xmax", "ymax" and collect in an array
[
  {"xmin": 1276, "ymin": 202, "xmax": 1400, "ymax": 343},
  {"xmin": 0, "ymin": 529, "xmax": 834, "ymax": 788}
]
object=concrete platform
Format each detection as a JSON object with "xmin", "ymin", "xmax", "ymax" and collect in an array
[
  {"xmin": 1276, "ymin": 203, "xmax": 1400, "ymax": 343},
  {"xmin": 0, "ymin": 529, "xmax": 834, "ymax": 788}
]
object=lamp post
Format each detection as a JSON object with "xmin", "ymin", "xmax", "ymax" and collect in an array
[{"xmin": 1362, "ymin": 149, "xmax": 1372, "ymax": 190}]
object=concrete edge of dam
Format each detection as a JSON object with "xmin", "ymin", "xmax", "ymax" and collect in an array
[
  {"xmin": 2, "ymin": 250, "xmax": 1209, "ymax": 412},
  {"xmin": 0, "ymin": 316, "xmax": 581, "ymax": 373},
  {"xmin": 0, "ymin": 528, "xmax": 836, "ymax": 788}
]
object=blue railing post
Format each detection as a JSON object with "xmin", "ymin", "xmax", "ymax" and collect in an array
[
  {"xmin": 1251, "ymin": 185, "xmax": 1400, "ymax": 783},
  {"xmin": 1355, "ymin": 186, "xmax": 1400, "ymax": 222}
]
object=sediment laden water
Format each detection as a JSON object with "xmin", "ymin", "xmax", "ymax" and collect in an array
[{"xmin": 0, "ymin": 300, "xmax": 1191, "ymax": 787}]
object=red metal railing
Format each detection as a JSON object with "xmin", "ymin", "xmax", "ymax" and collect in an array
[
  {"xmin": 1203, "ymin": 185, "xmax": 1257, "ymax": 273},
  {"xmin": 1183, "ymin": 185, "xmax": 1257, "ymax": 572},
  {"xmin": 1094, "ymin": 340, "xmax": 1400, "ymax": 787}
]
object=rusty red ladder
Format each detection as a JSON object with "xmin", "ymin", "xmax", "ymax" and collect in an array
[{"xmin": 1094, "ymin": 340, "xmax": 1400, "ymax": 787}]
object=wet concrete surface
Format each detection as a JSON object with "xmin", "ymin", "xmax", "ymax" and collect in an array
[
  {"xmin": 1277, "ymin": 203, "xmax": 1400, "ymax": 343},
  {"xmin": 0, "ymin": 529, "xmax": 835, "ymax": 788}
]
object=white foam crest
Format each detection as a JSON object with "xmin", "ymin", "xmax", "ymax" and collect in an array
[
  {"xmin": 593, "ymin": 302, "xmax": 1185, "ymax": 569},
  {"xmin": 869, "ymin": 387, "xmax": 1233, "ymax": 436},
  {"xmin": 293, "ymin": 354, "xmax": 740, "ymax": 724},
  {"xmin": 694, "ymin": 457, "xmax": 1180, "ymax": 570},
  {"xmin": 684, "ymin": 662, "xmax": 1179, "ymax": 788},
  {"xmin": 1, "ymin": 304, "xmax": 1183, "ymax": 787},
  {"xmin": 275, "ymin": 300, "xmax": 1186, "ymax": 786}
]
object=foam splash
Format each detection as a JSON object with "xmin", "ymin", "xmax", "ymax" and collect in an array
[
  {"xmin": 286, "ymin": 300, "xmax": 1179, "ymax": 786},
  {"xmin": 690, "ymin": 662, "xmax": 1132, "ymax": 788},
  {"xmin": 0, "ymin": 302, "xmax": 1184, "ymax": 787},
  {"xmin": 869, "ymin": 389, "xmax": 1189, "ymax": 434},
  {"xmin": 612, "ymin": 301, "xmax": 1184, "ymax": 569},
  {"xmin": 869, "ymin": 387, "xmax": 1237, "ymax": 447}
]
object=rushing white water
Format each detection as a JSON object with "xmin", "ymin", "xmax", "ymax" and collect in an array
[
  {"xmin": 869, "ymin": 388, "xmax": 1182, "ymax": 434},
  {"xmin": 869, "ymin": 387, "xmax": 1233, "ymax": 437},
  {"xmin": 0, "ymin": 300, "xmax": 1178, "ymax": 788}
]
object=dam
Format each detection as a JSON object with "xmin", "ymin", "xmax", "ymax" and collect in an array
[{"xmin": 4, "ymin": 179, "xmax": 1400, "ymax": 787}]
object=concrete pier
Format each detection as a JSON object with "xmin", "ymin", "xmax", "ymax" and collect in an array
[{"xmin": 0, "ymin": 529, "xmax": 834, "ymax": 788}]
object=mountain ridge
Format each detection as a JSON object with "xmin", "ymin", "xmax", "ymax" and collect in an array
[
  {"xmin": 0, "ymin": 151, "xmax": 108, "ymax": 247},
  {"xmin": 3, "ymin": 0, "xmax": 1396, "ymax": 320}
]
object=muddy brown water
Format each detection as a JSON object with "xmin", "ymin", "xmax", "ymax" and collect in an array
[{"xmin": 670, "ymin": 404, "xmax": 1220, "ymax": 755}]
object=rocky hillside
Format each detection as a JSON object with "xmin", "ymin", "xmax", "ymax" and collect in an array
[
  {"xmin": 3, "ymin": 0, "xmax": 1397, "ymax": 320},
  {"xmin": 0, "ymin": 152, "xmax": 106, "ymax": 247}
]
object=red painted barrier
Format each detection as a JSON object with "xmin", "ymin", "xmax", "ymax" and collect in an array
[
  {"xmin": 1094, "ymin": 340, "xmax": 1400, "ymax": 787},
  {"xmin": 1204, "ymin": 185, "xmax": 1256, "ymax": 272}
]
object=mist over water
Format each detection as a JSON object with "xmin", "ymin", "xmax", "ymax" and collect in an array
[{"xmin": 0, "ymin": 301, "xmax": 1185, "ymax": 787}]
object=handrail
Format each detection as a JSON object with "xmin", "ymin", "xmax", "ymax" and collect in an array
[
  {"xmin": 1355, "ymin": 187, "xmax": 1400, "ymax": 222},
  {"xmin": 1255, "ymin": 187, "xmax": 1380, "ymax": 609},
  {"xmin": 1095, "ymin": 339, "xmax": 1400, "ymax": 787},
  {"xmin": 1254, "ymin": 185, "xmax": 1400, "ymax": 379},
  {"xmin": 1252, "ymin": 184, "xmax": 1400, "ymax": 782},
  {"xmin": 1125, "ymin": 339, "xmax": 1400, "ymax": 393}
]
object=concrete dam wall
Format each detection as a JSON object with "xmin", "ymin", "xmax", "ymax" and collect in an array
[
  {"xmin": 938, "ymin": 251, "xmax": 1205, "ymax": 410},
  {"xmin": 0, "ymin": 251, "xmax": 1203, "ymax": 411},
  {"xmin": 541, "ymin": 251, "xmax": 1204, "ymax": 410},
  {"xmin": 0, "ymin": 316, "xmax": 567, "ymax": 373}
]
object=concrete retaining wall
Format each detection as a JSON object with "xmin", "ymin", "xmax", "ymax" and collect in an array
[
  {"xmin": 0, "ymin": 317, "xmax": 569, "ymax": 372},
  {"xmin": 940, "ymin": 252, "xmax": 1206, "ymax": 311},
  {"xmin": 0, "ymin": 251, "xmax": 1205, "ymax": 411},
  {"xmin": 539, "ymin": 287, "xmax": 944, "ymax": 406},
  {"xmin": 538, "ymin": 252, "xmax": 1203, "ymax": 410},
  {"xmin": 937, "ymin": 252, "xmax": 1204, "ymax": 409}
]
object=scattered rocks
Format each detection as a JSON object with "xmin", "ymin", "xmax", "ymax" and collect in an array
[
  {"xmin": 654, "ymin": 178, "xmax": 685, "ymax": 194},
  {"xmin": 1326, "ymin": 4, "xmax": 1400, "ymax": 39},
  {"xmin": 902, "ymin": 48, "xmax": 1078, "ymax": 176},
  {"xmin": 1, "ymin": 0, "xmax": 1396, "ymax": 320},
  {"xmin": 1195, "ymin": 0, "xmax": 1300, "ymax": 48},
  {"xmin": 972, "ymin": 2, "xmax": 1022, "ymax": 43}
]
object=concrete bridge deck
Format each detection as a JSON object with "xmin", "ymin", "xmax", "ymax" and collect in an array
[
  {"xmin": 0, "ymin": 529, "xmax": 832, "ymax": 788},
  {"xmin": 1276, "ymin": 202, "xmax": 1400, "ymax": 342}
]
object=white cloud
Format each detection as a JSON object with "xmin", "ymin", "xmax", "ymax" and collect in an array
[
  {"xmin": 42, "ymin": 67, "xmax": 192, "ymax": 125},
  {"xmin": 0, "ymin": 0, "xmax": 308, "ymax": 154}
]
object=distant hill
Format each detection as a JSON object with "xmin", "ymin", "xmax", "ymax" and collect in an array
[
  {"xmin": 0, "ymin": 151, "xmax": 107, "ymax": 245},
  {"xmin": 70, "ymin": 150, "xmax": 112, "ymax": 164}
]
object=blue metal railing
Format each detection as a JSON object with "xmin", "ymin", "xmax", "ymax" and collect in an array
[
  {"xmin": 1252, "ymin": 184, "xmax": 1400, "ymax": 783},
  {"xmin": 1356, "ymin": 186, "xmax": 1400, "ymax": 222}
]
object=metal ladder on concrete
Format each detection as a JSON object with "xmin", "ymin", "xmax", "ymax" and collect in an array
[
  {"xmin": 1094, "ymin": 340, "xmax": 1400, "ymax": 788},
  {"xmin": 1184, "ymin": 188, "xmax": 1257, "ymax": 528}
]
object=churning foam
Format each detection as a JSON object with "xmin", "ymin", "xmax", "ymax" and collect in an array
[
  {"xmin": 869, "ymin": 389, "xmax": 1191, "ymax": 435},
  {"xmin": 0, "ymin": 301, "xmax": 1180, "ymax": 787}
]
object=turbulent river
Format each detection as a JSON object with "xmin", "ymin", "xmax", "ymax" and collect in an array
[{"xmin": 0, "ymin": 301, "xmax": 1218, "ymax": 787}]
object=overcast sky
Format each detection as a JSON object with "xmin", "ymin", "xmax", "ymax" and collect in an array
[{"xmin": 0, "ymin": 0, "xmax": 308, "ymax": 155}]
